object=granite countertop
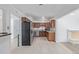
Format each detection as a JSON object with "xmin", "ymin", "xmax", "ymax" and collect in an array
[{"xmin": 0, "ymin": 32, "xmax": 11, "ymax": 37}]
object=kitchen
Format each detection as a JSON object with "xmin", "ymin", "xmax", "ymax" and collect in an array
[{"xmin": 31, "ymin": 17, "xmax": 56, "ymax": 42}]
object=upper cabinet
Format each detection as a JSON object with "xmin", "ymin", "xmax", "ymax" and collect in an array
[
  {"xmin": 32, "ymin": 22, "xmax": 50, "ymax": 29},
  {"xmin": 0, "ymin": 9, "xmax": 3, "ymax": 32},
  {"xmin": 32, "ymin": 20, "xmax": 55, "ymax": 29},
  {"xmin": 50, "ymin": 20, "xmax": 55, "ymax": 28}
]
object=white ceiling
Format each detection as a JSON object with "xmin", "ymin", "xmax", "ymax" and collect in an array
[
  {"xmin": 0, "ymin": 4, "xmax": 79, "ymax": 21},
  {"xmin": 10, "ymin": 4, "xmax": 79, "ymax": 20}
]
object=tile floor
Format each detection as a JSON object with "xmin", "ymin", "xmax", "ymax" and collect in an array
[
  {"xmin": 61, "ymin": 42, "xmax": 79, "ymax": 54},
  {"xmin": 11, "ymin": 37, "xmax": 73, "ymax": 54}
]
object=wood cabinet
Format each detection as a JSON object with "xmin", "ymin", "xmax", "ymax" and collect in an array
[
  {"xmin": 47, "ymin": 32, "xmax": 55, "ymax": 42},
  {"xmin": 50, "ymin": 20, "xmax": 55, "ymax": 28},
  {"xmin": 32, "ymin": 20, "xmax": 55, "ymax": 42},
  {"xmin": 39, "ymin": 31, "xmax": 55, "ymax": 42},
  {"xmin": 32, "ymin": 22, "xmax": 50, "ymax": 29},
  {"xmin": 39, "ymin": 31, "xmax": 46, "ymax": 37},
  {"xmin": 32, "ymin": 20, "xmax": 55, "ymax": 29}
]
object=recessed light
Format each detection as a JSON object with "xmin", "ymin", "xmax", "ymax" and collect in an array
[{"xmin": 70, "ymin": 13, "xmax": 75, "ymax": 15}]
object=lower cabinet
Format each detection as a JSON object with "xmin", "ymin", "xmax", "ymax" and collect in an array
[
  {"xmin": 47, "ymin": 32, "xmax": 55, "ymax": 42},
  {"xmin": 36, "ymin": 31, "xmax": 55, "ymax": 42},
  {"xmin": 39, "ymin": 31, "xmax": 46, "ymax": 37}
]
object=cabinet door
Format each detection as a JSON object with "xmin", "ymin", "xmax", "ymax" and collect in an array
[
  {"xmin": 45, "ymin": 32, "xmax": 47, "ymax": 37},
  {"xmin": 51, "ymin": 20, "xmax": 55, "ymax": 28},
  {"xmin": 39, "ymin": 31, "xmax": 46, "ymax": 37},
  {"xmin": 43, "ymin": 31, "xmax": 46, "ymax": 37},
  {"xmin": 39, "ymin": 31, "xmax": 42, "ymax": 37},
  {"xmin": 48, "ymin": 32, "xmax": 55, "ymax": 42}
]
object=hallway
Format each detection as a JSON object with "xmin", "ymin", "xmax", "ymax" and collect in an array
[{"xmin": 12, "ymin": 37, "xmax": 73, "ymax": 54}]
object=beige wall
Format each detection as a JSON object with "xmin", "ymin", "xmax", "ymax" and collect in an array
[{"xmin": 71, "ymin": 32, "xmax": 79, "ymax": 39}]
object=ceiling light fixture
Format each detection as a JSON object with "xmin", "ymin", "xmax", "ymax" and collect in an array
[{"xmin": 70, "ymin": 13, "xmax": 75, "ymax": 16}]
